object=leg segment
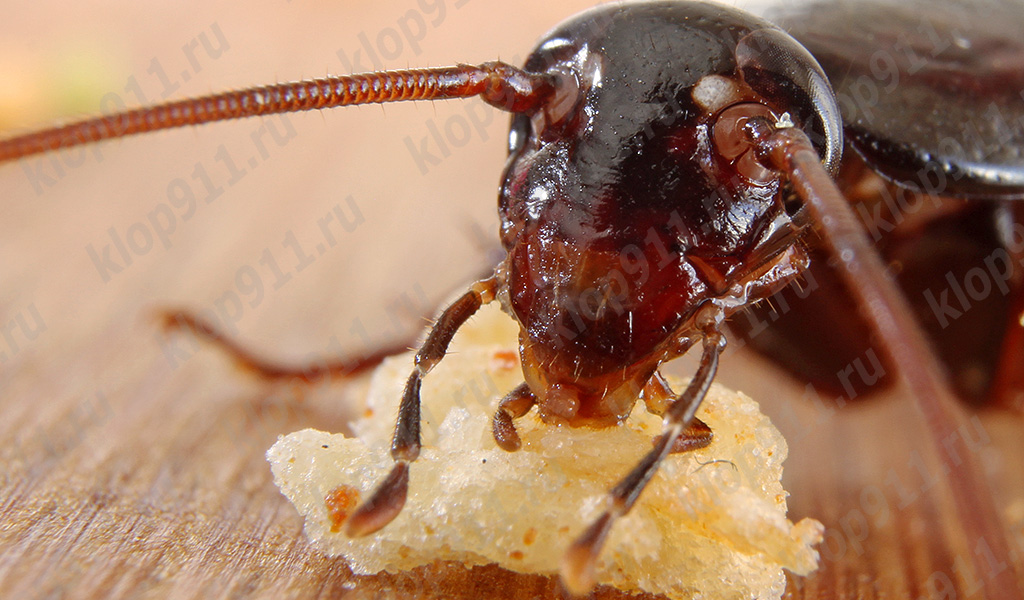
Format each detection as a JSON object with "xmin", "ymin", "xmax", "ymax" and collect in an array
[
  {"xmin": 669, "ymin": 418, "xmax": 713, "ymax": 454},
  {"xmin": 560, "ymin": 318, "xmax": 726, "ymax": 595},
  {"xmin": 159, "ymin": 310, "xmax": 411, "ymax": 382},
  {"xmin": 492, "ymin": 382, "xmax": 537, "ymax": 452},
  {"xmin": 345, "ymin": 278, "xmax": 497, "ymax": 536},
  {"xmin": 642, "ymin": 371, "xmax": 713, "ymax": 454}
]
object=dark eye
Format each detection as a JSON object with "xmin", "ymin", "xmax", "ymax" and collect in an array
[
  {"xmin": 735, "ymin": 27, "xmax": 843, "ymax": 173},
  {"xmin": 507, "ymin": 67, "xmax": 582, "ymax": 156}
]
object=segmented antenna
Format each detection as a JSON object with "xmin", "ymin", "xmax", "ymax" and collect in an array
[
  {"xmin": 757, "ymin": 122, "xmax": 1021, "ymax": 600},
  {"xmin": 0, "ymin": 61, "xmax": 553, "ymax": 163}
]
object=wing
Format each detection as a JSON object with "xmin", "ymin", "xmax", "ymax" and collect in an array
[{"xmin": 768, "ymin": 0, "xmax": 1024, "ymax": 199}]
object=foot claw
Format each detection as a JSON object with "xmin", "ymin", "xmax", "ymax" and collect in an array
[
  {"xmin": 560, "ymin": 511, "xmax": 614, "ymax": 596},
  {"xmin": 492, "ymin": 410, "xmax": 522, "ymax": 452},
  {"xmin": 346, "ymin": 462, "xmax": 410, "ymax": 537}
]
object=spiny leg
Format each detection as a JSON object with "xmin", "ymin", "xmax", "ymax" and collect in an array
[
  {"xmin": 345, "ymin": 278, "xmax": 497, "ymax": 536},
  {"xmin": 159, "ymin": 310, "xmax": 413, "ymax": 382},
  {"xmin": 560, "ymin": 315, "xmax": 726, "ymax": 595},
  {"xmin": 492, "ymin": 382, "xmax": 537, "ymax": 452}
]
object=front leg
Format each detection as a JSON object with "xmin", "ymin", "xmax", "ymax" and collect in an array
[
  {"xmin": 492, "ymin": 382, "xmax": 537, "ymax": 452},
  {"xmin": 560, "ymin": 307, "xmax": 726, "ymax": 595},
  {"xmin": 344, "ymin": 277, "xmax": 497, "ymax": 536}
]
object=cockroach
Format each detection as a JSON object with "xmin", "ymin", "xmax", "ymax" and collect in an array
[{"xmin": 1, "ymin": 0, "xmax": 1020, "ymax": 597}]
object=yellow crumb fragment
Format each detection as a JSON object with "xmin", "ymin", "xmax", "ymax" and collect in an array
[{"xmin": 268, "ymin": 303, "xmax": 823, "ymax": 599}]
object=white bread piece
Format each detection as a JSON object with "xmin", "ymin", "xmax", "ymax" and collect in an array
[{"xmin": 268, "ymin": 303, "xmax": 823, "ymax": 599}]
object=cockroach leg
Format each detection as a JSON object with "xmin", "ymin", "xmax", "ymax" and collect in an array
[
  {"xmin": 639, "ymin": 371, "xmax": 674, "ymax": 416},
  {"xmin": 157, "ymin": 309, "xmax": 412, "ymax": 382},
  {"xmin": 560, "ymin": 314, "xmax": 726, "ymax": 595},
  {"xmin": 346, "ymin": 277, "xmax": 497, "ymax": 537},
  {"xmin": 667, "ymin": 418, "xmax": 713, "ymax": 455},
  {"xmin": 155, "ymin": 264, "xmax": 502, "ymax": 385},
  {"xmin": 753, "ymin": 120, "xmax": 1019, "ymax": 600},
  {"xmin": 492, "ymin": 382, "xmax": 537, "ymax": 452},
  {"xmin": 641, "ymin": 371, "xmax": 713, "ymax": 454}
]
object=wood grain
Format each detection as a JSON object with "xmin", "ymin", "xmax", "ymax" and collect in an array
[{"xmin": 2, "ymin": 1, "xmax": 1023, "ymax": 599}]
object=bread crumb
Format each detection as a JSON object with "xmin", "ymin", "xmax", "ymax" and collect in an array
[
  {"xmin": 268, "ymin": 303, "xmax": 823, "ymax": 599},
  {"xmin": 324, "ymin": 485, "xmax": 360, "ymax": 533}
]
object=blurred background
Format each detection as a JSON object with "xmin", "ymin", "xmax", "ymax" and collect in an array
[
  {"xmin": 1, "ymin": 1, "xmax": 1021, "ymax": 599},
  {"xmin": 0, "ymin": 0, "xmax": 597, "ymax": 378}
]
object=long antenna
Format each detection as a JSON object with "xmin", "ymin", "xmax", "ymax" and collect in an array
[
  {"xmin": 755, "ymin": 122, "xmax": 1021, "ymax": 600},
  {"xmin": 0, "ymin": 61, "xmax": 553, "ymax": 163}
]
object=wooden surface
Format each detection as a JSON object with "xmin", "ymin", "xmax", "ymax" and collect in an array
[{"xmin": 2, "ymin": 1, "xmax": 1024, "ymax": 599}]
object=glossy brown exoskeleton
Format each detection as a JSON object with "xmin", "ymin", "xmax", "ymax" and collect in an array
[
  {"xmin": 494, "ymin": 2, "xmax": 839, "ymax": 431},
  {"xmin": 0, "ymin": 0, "xmax": 1018, "ymax": 596},
  {"xmin": 731, "ymin": 0, "xmax": 1024, "ymax": 408}
]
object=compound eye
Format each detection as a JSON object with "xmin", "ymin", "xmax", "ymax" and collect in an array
[
  {"xmin": 507, "ymin": 69, "xmax": 581, "ymax": 155},
  {"xmin": 529, "ymin": 67, "xmax": 581, "ymax": 144},
  {"xmin": 712, "ymin": 102, "xmax": 778, "ymax": 184},
  {"xmin": 734, "ymin": 28, "xmax": 843, "ymax": 174}
]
